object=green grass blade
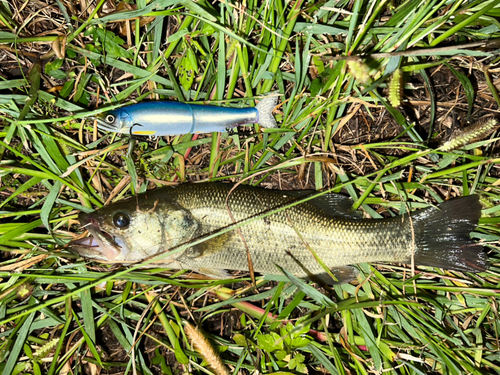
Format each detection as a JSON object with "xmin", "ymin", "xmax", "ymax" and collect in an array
[{"xmin": 2, "ymin": 308, "xmax": 36, "ymax": 375}]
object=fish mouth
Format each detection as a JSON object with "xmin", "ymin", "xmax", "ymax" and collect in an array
[
  {"xmin": 69, "ymin": 218, "xmax": 129, "ymax": 262},
  {"xmin": 92, "ymin": 114, "xmax": 121, "ymax": 133}
]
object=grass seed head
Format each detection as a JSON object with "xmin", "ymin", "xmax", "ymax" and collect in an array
[
  {"xmin": 184, "ymin": 322, "xmax": 230, "ymax": 375},
  {"xmin": 347, "ymin": 60, "xmax": 371, "ymax": 84},
  {"xmin": 388, "ymin": 69, "xmax": 403, "ymax": 107},
  {"xmin": 439, "ymin": 117, "xmax": 499, "ymax": 152},
  {"xmin": 33, "ymin": 338, "xmax": 59, "ymax": 359}
]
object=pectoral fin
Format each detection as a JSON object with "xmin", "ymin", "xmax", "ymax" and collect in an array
[{"xmin": 184, "ymin": 231, "xmax": 233, "ymax": 258}]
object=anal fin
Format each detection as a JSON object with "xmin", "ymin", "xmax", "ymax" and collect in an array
[
  {"xmin": 197, "ymin": 268, "xmax": 232, "ymax": 279},
  {"xmin": 306, "ymin": 266, "xmax": 359, "ymax": 285},
  {"xmin": 265, "ymin": 266, "xmax": 359, "ymax": 285}
]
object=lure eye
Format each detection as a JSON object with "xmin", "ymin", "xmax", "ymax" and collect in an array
[
  {"xmin": 106, "ymin": 114, "xmax": 115, "ymax": 123},
  {"xmin": 113, "ymin": 213, "xmax": 130, "ymax": 229}
]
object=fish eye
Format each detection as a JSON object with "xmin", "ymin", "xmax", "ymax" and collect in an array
[
  {"xmin": 113, "ymin": 213, "xmax": 130, "ymax": 229},
  {"xmin": 106, "ymin": 114, "xmax": 115, "ymax": 123}
]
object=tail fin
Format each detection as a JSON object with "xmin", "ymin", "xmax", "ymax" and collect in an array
[
  {"xmin": 255, "ymin": 94, "xmax": 278, "ymax": 128},
  {"xmin": 412, "ymin": 195, "xmax": 488, "ymax": 272}
]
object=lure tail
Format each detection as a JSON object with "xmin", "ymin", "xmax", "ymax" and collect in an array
[
  {"xmin": 256, "ymin": 94, "xmax": 278, "ymax": 128},
  {"xmin": 411, "ymin": 195, "xmax": 488, "ymax": 272}
]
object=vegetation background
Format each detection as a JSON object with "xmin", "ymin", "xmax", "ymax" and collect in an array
[{"xmin": 0, "ymin": 0, "xmax": 499, "ymax": 374}]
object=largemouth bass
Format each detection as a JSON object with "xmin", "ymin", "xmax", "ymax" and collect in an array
[
  {"xmin": 70, "ymin": 183, "xmax": 487, "ymax": 283},
  {"xmin": 94, "ymin": 95, "xmax": 278, "ymax": 136}
]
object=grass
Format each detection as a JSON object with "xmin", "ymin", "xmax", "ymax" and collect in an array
[{"xmin": 1, "ymin": 0, "xmax": 500, "ymax": 374}]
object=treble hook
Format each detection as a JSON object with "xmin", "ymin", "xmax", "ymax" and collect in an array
[{"xmin": 129, "ymin": 123, "xmax": 143, "ymax": 138}]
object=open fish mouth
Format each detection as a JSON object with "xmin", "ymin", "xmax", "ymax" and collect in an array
[{"xmin": 69, "ymin": 221, "xmax": 127, "ymax": 261}]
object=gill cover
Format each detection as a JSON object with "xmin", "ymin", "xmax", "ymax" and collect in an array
[{"xmin": 95, "ymin": 110, "xmax": 126, "ymax": 133}]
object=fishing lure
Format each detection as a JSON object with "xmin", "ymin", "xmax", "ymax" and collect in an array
[{"xmin": 95, "ymin": 95, "xmax": 278, "ymax": 136}]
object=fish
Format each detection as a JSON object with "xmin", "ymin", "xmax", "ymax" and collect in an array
[
  {"xmin": 94, "ymin": 95, "xmax": 278, "ymax": 136},
  {"xmin": 69, "ymin": 183, "xmax": 488, "ymax": 284}
]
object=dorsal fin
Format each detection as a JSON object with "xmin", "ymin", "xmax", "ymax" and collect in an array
[{"xmin": 285, "ymin": 191, "xmax": 362, "ymax": 220}]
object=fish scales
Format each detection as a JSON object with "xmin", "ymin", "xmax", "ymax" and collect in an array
[
  {"xmin": 70, "ymin": 182, "xmax": 487, "ymax": 283},
  {"xmin": 170, "ymin": 184, "xmax": 413, "ymax": 276}
]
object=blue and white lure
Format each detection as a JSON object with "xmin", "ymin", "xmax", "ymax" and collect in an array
[{"xmin": 95, "ymin": 95, "xmax": 278, "ymax": 136}]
